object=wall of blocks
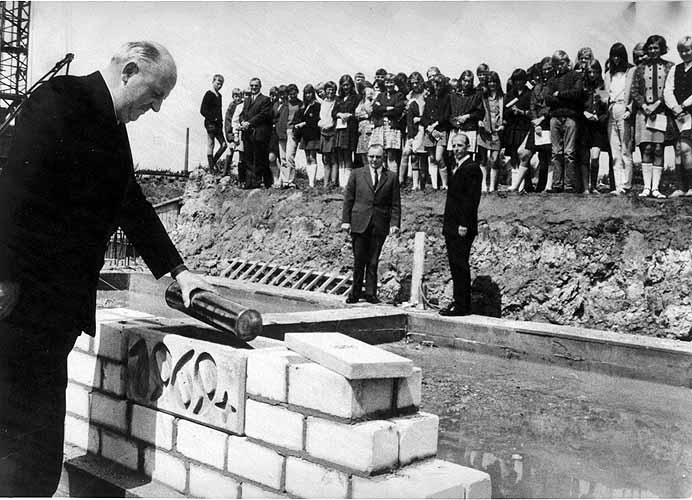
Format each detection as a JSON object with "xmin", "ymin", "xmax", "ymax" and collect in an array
[{"xmin": 65, "ymin": 308, "xmax": 491, "ymax": 498}]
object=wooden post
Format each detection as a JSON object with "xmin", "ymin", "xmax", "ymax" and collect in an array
[
  {"xmin": 410, "ymin": 232, "xmax": 425, "ymax": 309},
  {"xmin": 183, "ymin": 127, "xmax": 189, "ymax": 173}
]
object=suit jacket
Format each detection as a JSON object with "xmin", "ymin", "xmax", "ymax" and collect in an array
[
  {"xmin": 240, "ymin": 93, "xmax": 272, "ymax": 143},
  {"xmin": 443, "ymin": 156, "xmax": 482, "ymax": 238},
  {"xmin": 0, "ymin": 71, "xmax": 183, "ymax": 335},
  {"xmin": 342, "ymin": 167, "xmax": 401, "ymax": 236}
]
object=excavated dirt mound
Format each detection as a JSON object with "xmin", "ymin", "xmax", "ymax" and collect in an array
[{"xmin": 171, "ymin": 169, "xmax": 692, "ymax": 340}]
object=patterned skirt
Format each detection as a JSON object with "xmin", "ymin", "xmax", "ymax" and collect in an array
[{"xmin": 370, "ymin": 125, "xmax": 402, "ymax": 150}]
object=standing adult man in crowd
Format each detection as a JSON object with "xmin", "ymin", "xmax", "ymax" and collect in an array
[
  {"xmin": 342, "ymin": 144, "xmax": 401, "ymax": 304},
  {"xmin": 0, "ymin": 40, "xmax": 210, "ymax": 496},
  {"xmin": 240, "ymin": 77, "xmax": 273, "ymax": 188},
  {"xmin": 440, "ymin": 133, "xmax": 482, "ymax": 316},
  {"xmin": 546, "ymin": 50, "xmax": 584, "ymax": 193}
]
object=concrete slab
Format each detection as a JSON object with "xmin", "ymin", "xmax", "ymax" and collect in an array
[
  {"xmin": 351, "ymin": 458, "xmax": 490, "ymax": 498},
  {"xmin": 407, "ymin": 312, "xmax": 692, "ymax": 387},
  {"xmin": 262, "ymin": 307, "xmax": 407, "ymax": 344},
  {"xmin": 284, "ymin": 331, "xmax": 413, "ymax": 379}
]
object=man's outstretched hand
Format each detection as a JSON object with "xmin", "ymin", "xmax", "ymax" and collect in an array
[{"xmin": 175, "ymin": 270, "xmax": 215, "ymax": 307}]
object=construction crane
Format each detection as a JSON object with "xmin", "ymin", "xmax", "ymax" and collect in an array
[{"xmin": 0, "ymin": 2, "xmax": 73, "ymax": 167}]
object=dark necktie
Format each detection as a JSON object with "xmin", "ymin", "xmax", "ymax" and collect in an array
[
  {"xmin": 652, "ymin": 63, "xmax": 659, "ymax": 101},
  {"xmin": 374, "ymin": 168, "xmax": 379, "ymax": 187}
]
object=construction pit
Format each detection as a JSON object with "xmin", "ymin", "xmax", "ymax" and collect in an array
[{"xmin": 57, "ymin": 272, "xmax": 692, "ymax": 498}]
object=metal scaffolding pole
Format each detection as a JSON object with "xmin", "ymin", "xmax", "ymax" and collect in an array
[{"xmin": 0, "ymin": 1, "xmax": 30, "ymax": 117}]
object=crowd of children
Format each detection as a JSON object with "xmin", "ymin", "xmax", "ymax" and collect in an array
[{"xmin": 201, "ymin": 34, "xmax": 692, "ymax": 198}]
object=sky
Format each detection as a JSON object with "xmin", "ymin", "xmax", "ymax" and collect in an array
[{"xmin": 28, "ymin": 1, "xmax": 692, "ymax": 171}]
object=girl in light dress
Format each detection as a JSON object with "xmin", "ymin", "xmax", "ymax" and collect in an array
[
  {"xmin": 604, "ymin": 42, "xmax": 636, "ymax": 195},
  {"xmin": 354, "ymin": 81, "xmax": 376, "ymax": 169},
  {"xmin": 318, "ymin": 81, "xmax": 338, "ymax": 188},
  {"xmin": 477, "ymin": 71, "xmax": 505, "ymax": 192}
]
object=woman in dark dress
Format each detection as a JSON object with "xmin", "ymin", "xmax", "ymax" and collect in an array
[
  {"xmin": 295, "ymin": 84, "xmax": 321, "ymax": 187},
  {"xmin": 505, "ymin": 69, "xmax": 534, "ymax": 192},
  {"xmin": 332, "ymin": 74, "xmax": 359, "ymax": 187},
  {"xmin": 371, "ymin": 73, "xmax": 406, "ymax": 177},
  {"xmin": 579, "ymin": 59, "xmax": 609, "ymax": 193}
]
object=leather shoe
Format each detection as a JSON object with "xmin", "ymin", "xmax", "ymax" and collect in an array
[
  {"xmin": 364, "ymin": 295, "xmax": 380, "ymax": 304},
  {"xmin": 439, "ymin": 304, "xmax": 470, "ymax": 317},
  {"xmin": 345, "ymin": 295, "xmax": 359, "ymax": 304}
]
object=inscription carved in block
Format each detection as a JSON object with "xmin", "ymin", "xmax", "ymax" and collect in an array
[{"xmin": 126, "ymin": 327, "xmax": 247, "ymax": 434}]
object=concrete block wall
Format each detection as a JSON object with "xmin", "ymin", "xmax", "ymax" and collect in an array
[{"xmin": 65, "ymin": 309, "xmax": 490, "ymax": 498}]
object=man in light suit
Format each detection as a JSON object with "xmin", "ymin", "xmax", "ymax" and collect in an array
[
  {"xmin": 440, "ymin": 133, "xmax": 482, "ymax": 316},
  {"xmin": 0, "ymin": 41, "xmax": 210, "ymax": 496},
  {"xmin": 342, "ymin": 144, "xmax": 401, "ymax": 304},
  {"xmin": 239, "ymin": 77, "xmax": 273, "ymax": 188}
]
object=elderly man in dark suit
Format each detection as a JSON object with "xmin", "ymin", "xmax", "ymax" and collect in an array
[
  {"xmin": 440, "ymin": 132, "xmax": 482, "ymax": 316},
  {"xmin": 342, "ymin": 144, "xmax": 401, "ymax": 304},
  {"xmin": 239, "ymin": 77, "xmax": 273, "ymax": 188},
  {"xmin": 0, "ymin": 41, "xmax": 210, "ymax": 496}
]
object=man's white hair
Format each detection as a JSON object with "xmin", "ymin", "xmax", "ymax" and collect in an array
[{"xmin": 111, "ymin": 41, "xmax": 176, "ymax": 80}]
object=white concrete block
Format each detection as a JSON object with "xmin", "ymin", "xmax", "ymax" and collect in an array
[
  {"xmin": 240, "ymin": 482, "xmax": 286, "ymax": 498},
  {"xmin": 101, "ymin": 359, "xmax": 126, "ymax": 396},
  {"xmin": 176, "ymin": 419, "xmax": 227, "ymax": 469},
  {"xmin": 66, "ymin": 383, "xmax": 91, "ymax": 418},
  {"xmin": 288, "ymin": 362, "xmax": 393, "ymax": 419},
  {"xmin": 106, "ymin": 308, "xmax": 156, "ymax": 320},
  {"xmin": 351, "ymin": 458, "xmax": 491, "ymax": 498},
  {"xmin": 285, "ymin": 331, "xmax": 413, "ymax": 379},
  {"xmin": 94, "ymin": 321, "xmax": 135, "ymax": 361},
  {"xmin": 64, "ymin": 415, "xmax": 100, "ymax": 454},
  {"xmin": 90, "ymin": 392, "xmax": 128, "ymax": 433},
  {"xmin": 67, "ymin": 350, "xmax": 101, "ymax": 388},
  {"xmin": 391, "ymin": 413, "xmax": 439, "ymax": 465},
  {"xmin": 130, "ymin": 404, "xmax": 174, "ymax": 450},
  {"xmin": 397, "ymin": 367, "xmax": 422, "ymax": 410},
  {"xmin": 189, "ymin": 464, "xmax": 240, "ymax": 498},
  {"xmin": 143, "ymin": 446, "xmax": 187, "ymax": 492},
  {"xmin": 246, "ymin": 349, "xmax": 306, "ymax": 402},
  {"xmin": 305, "ymin": 417, "xmax": 398, "ymax": 474},
  {"xmin": 285, "ymin": 456, "xmax": 348, "ymax": 498},
  {"xmin": 227, "ymin": 436, "xmax": 284, "ymax": 490},
  {"xmin": 244, "ymin": 399, "xmax": 303, "ymax": 451},
  {"xmin": 73, "ymin": 332, "xmax": 93, "ymax": 353},
  {"xmin": 100, "ymin": 430, "xmax": 139, "ymax": 471}
]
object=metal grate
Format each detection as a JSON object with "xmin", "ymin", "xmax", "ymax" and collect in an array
[{"xmin": 220, "ymin": 259, "xmax": 352, "ymax": 296}]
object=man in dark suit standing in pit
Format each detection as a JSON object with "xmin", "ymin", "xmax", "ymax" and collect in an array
[
  {"xmin": 440, "ymin": 132, "xmax": 482, "ymax": 316},
  {"xmin": 0, "ymin": 41, "xmax": 210, "ymax": 496},
  {"xmin": 342, "ymin": 144, "xmax": 401, "ymax": 304},
  {"xmin": 239, "ymin": 77, "xmax": 273, "ymax": 188}
]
